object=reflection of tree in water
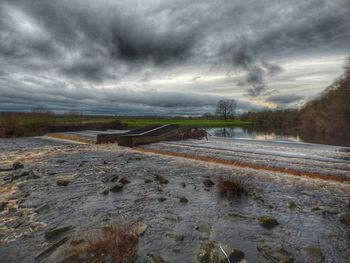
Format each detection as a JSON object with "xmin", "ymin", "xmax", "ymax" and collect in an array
[{"xmin": 213, "ymin": 128, "xmax": 235, "ymax": 137}]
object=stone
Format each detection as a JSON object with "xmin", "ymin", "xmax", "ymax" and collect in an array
[
  {"xmin": 56, "ymin": 178, "xmax": 71, "ymax": 186},
  {"xmin": 100, "ymin": 188, "xmax": 110, "ymax": 195},
  {"xmin": 197, "ymin": 239, "xmax": 219, "ymax": 263},
  {"xmin": 12, "ymin": 162, "xmax": 24, "ymax": 170},
  {"xmin": 300, "ymin": 245, "xmax": 324, "ymax": 263},
  {"xmin": 119, "ymin": 177, "xmax": 130, "ymax": 185},
  {"xmin": 195, "ymin": 224, "xmax": 211, "ymax": 235},
  {"xmin": 288, "ymin": 201, "xmax": 297, "ymax": 209},
  {"xmin": 0, "ymin": 201, "xmax": 7, "ymax": 211},
  {"xmin": 11, "ymin": 170, "xmax": 31, "ymax": 181},
  {"xmin": 219, "ymin": 244, "xmax": 245, "ymax": 263},
  {"xmin": 339, "ymin": 213, "xmax": 350, "ymax": 226},
  {"xmin": 45, "ymin": 225, "xmax": 72, "ymax": 239},
  {"xmin": 148, "ymin": 252, "xmax": 166, "ymax": 263},
  {"xmin": 109, "ymin": 182, "xmax": 124, "ymax": 192},
  {"xmin": 258, "ymin": 215, "xmax": 279, "ymax": 229},
  {"xmin": 174, "ymin": 234, "xmax": 185, "ymax": 242},
  {"xmin": 257, "ymin": 239, "xmax": 294, "ymax": 263},
  {"xmin": 155, "ymin": 175, "xmax": 169, "ymax": 184},
  {"xmin": 35, "ymin": 237, "xmax": 69, "ymax": 260},
  {"xmin": 179, "ymin": 196, "xmax": 188, "ymax": 203},
  {"xmin": 203, "ymin": 179, "xmax": 215, "ymax": 187},
  {"xmin": 180, "ymin": 182, "xmax": 186, "ymax": 188},
  {"xmin": 136, "ymin": 223, "xmax": 148, "ymax": 236},
  {"xmin": 158, "ymin": 197, "xmax": 167, "ymax": 202},
  {"xmin": 144, "ymin": 177, "xmax": 153, "ymax": 183}
]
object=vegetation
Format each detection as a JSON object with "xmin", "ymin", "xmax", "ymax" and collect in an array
[
  {"xmin": 240, "ymin": 57, "xmax": 350, "ymax": 146},
  {"xmin": 65, "ymin": 225, "xmax": 138, "ymax": 263},
  {"xmin": 0, "ymin": 111, "xmax": 123, "ymax": 137},
  {"xmin": 300, "ymin": 58, "xmax": 350, "ymax": 145},
  {"xmin": 216, "ymin": 176, "xmax": 248, "ymax": 199},
  {"xmin": 120, "ymin": 117, "xmax": 250, "ymax": 129},
  {"xmin": 215, "ymin": 99, "xmax": 237, "ymax": 120}
]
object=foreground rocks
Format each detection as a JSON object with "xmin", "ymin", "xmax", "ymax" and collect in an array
[
  {"xmin": 257, "ymin": 215, "xmax": 279, "ymax": 229},
  {"xmin": 197, "ymin": 239, "xmax": 246, "ymax": 263},
  {"xmin": 257, "ymin": 238, "xmax": 294, "ymax": 263}
]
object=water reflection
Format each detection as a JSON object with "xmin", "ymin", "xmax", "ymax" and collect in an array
[{"xmin": 207, "ymin": 127, "xmax": 300, "ymax": 142}]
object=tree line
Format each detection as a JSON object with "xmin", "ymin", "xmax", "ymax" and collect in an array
[{"xmin": 240, "ymin": 57, "xmax": 350, "ymax": 146}]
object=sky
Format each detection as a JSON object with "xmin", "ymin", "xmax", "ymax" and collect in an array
[{"xmin": 0, "ymin": 0, "xmax": 350, "ymax": 115}]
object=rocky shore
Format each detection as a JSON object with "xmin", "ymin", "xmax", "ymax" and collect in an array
[{"xmin": 0, "ymin": 137, "xmax": 350, "ymax": 262}]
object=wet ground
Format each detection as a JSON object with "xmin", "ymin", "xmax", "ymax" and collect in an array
[{"xmin": 0, "ymin": 135, "xmax": 350, "ymax": 262}]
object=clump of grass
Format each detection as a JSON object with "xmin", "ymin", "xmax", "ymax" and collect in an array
[
  {"xmin": 216, "ymin": 176, "xmax": 248, "ymax": 199},
  {"xmin": 65, "ymin": 225, "xmax": 138, "ymax": 263}
]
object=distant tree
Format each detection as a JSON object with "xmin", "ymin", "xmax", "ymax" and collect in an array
[{"xmin": 215, "ymin": 99, "xmax": 237, "ymax": 120}]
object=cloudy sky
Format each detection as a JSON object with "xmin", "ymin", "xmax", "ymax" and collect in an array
[{"xmin": 1, "ymin": 0, "xmax": 350, "ymax": 115}]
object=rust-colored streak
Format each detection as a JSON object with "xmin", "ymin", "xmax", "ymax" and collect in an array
[
  {"xmin": 134, "ymin": 147, "xmax": 349, "ymax": 183},
  {"xmin": 47, "ymin": 133, "xmax": 92, "ymax": 144}
]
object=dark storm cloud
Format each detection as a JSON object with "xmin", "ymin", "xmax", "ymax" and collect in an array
[
  {"xmin": 267, "ymin": 94, "xmax": 305, "ymax": 106},
  {"xmin": 220, "ymin": 41, "xmax": 283, "ymax": 97},
  {"xmin": 0, "ymin": 0, "xmax": 350, "ymax": 114}
]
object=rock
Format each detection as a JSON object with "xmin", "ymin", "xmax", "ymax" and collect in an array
[
  {"xmin": 11, "ymin": 170, "xmax": 31, "ymax": 181},
  {"xmin": 45, "ymin": 225, "xmax": 72, "ymax": 239},
  {"xmin": 12, "ymin": 162, "xmax": 24, "ymax": 170},
  {"xmin": 195, "ymin": 224, "xmax": 211, "ymax": 236},
  {"xmin": 179, "ymin": 197, "xmax": 188, "ymax": 203},
  {"xmin": 227, "ymin": 212, "xmax": 249, "ymax": 219},
  {"xmin": 158, "ymin": 197, "xmax": 167, "ymax": 202},
  {"xmin": 197, "ymin": 239, "xmax": 219, "ymax": 263},
  {"xmin": 174, "ymin": 234, "xmax": 185, "ymax": 242},
  {"xmin": 56, "ymin": 160, "xmax": 67, "ymax": 164},
  {"xmin": 144, "ymin": 178, "xmax": 153, "ymax": 183},
  {"xmin": 257, "ymin": 239, "xmax": 294, "ymax": 263},
  {"xmin": 116, "ymin": 204, "xmax": 125, "ymax": 209},
  {"xmin": 119, "ymin": 177, "xmax": 130, "ymax": 185},
  {"xmin": 219, "ymin": 244, "xmax": 245, "ymax": 263},
  {"xmin": 27, "ymin": 171, "xmax": 40, "ymax": 179},
  {"xmin": 288, "ymin": 201, "xmax": 297, "ymax": 209},
  {"xmin": 109, "ymin": 182, "xmax": 124, "ymax": 192},
  {"xmin": 258, "ymin": 215, "xmax": 279, "ymax": 229},
  {"xmin": 136, "ymin": 223, "xmax": 148, "ymax": 236},
  {"xmin": 102, "ymin": 174, "xmax": 119, "ymax": 183},
  {"xmin": 339, "ymin": 213, "xmax": 350, "ymax": 226},
  {"xmin": 300, "ymin": 245, "xmax": 324, "ymax": 263},
  {"xmin": 180, "ymin": 182, "xmax": 186, "ymax": 188},
  {"xmin": 203, "ymin": 179, "xmax": 215, "ymax": 187},
  {"xmin": 100, "ymin": 188, "xmax": 110, "ymax": 195},
  {"xmin": 148, "ymin": 252, "xmax": 166, "ymax": 263},
  {"xmin": 56, "ymin": 178, "xmax": 71, "ymax": 186},
  {"xmin": 0, "ymin": 201, "xmax": 8, "ymax": 211},
  {"xmin": 35, "ymin": 237, "xmax": 69, "ymax": 260},
  {"xmin": 154, "ymin": 175, "xmax": 169, "ymax": 184}
]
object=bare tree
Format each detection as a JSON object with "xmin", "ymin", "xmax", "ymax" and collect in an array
[{"xmin": 215, "ymin": 99, "xmax": 237, "ymax": 120}]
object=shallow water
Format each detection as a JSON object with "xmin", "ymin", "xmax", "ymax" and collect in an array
[{"xmin": 0, "ymin": 137, "xmax": 350, "ymax": 262}]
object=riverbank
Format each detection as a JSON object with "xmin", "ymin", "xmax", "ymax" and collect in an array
[{"xmin": 0, "ymin": 136, "xmax": 349, "ymax": 262}]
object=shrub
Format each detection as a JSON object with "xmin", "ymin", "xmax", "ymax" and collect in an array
[
  {"xmin": 65, "ymin": 225, "xmax": 138, "ymax": 263},
  {"xmin": 216, "ymin": 176, "xmax": 248, "ymax": 199}
]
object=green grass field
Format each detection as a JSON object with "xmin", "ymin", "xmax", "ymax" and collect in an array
[
  {"xmin": 120, "ymin": 118, "xmax": 252, "ymax": 129},
  {"xmin": 0, "ymin": 113, "xmax": 252, "ymax": 130}
]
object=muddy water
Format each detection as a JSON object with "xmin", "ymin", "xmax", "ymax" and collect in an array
[{"xmin": 0, "ymin": 137, "xmax": 349, "ymax": 262}]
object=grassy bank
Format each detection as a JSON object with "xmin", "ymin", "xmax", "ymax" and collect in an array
[
  {"xmin": 0, "ymin": 112, "xmax": 252, "ymax": 137},
  {"xmin": 120, "ymin": 118, "xmax": 252, "ymax": 129}
]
